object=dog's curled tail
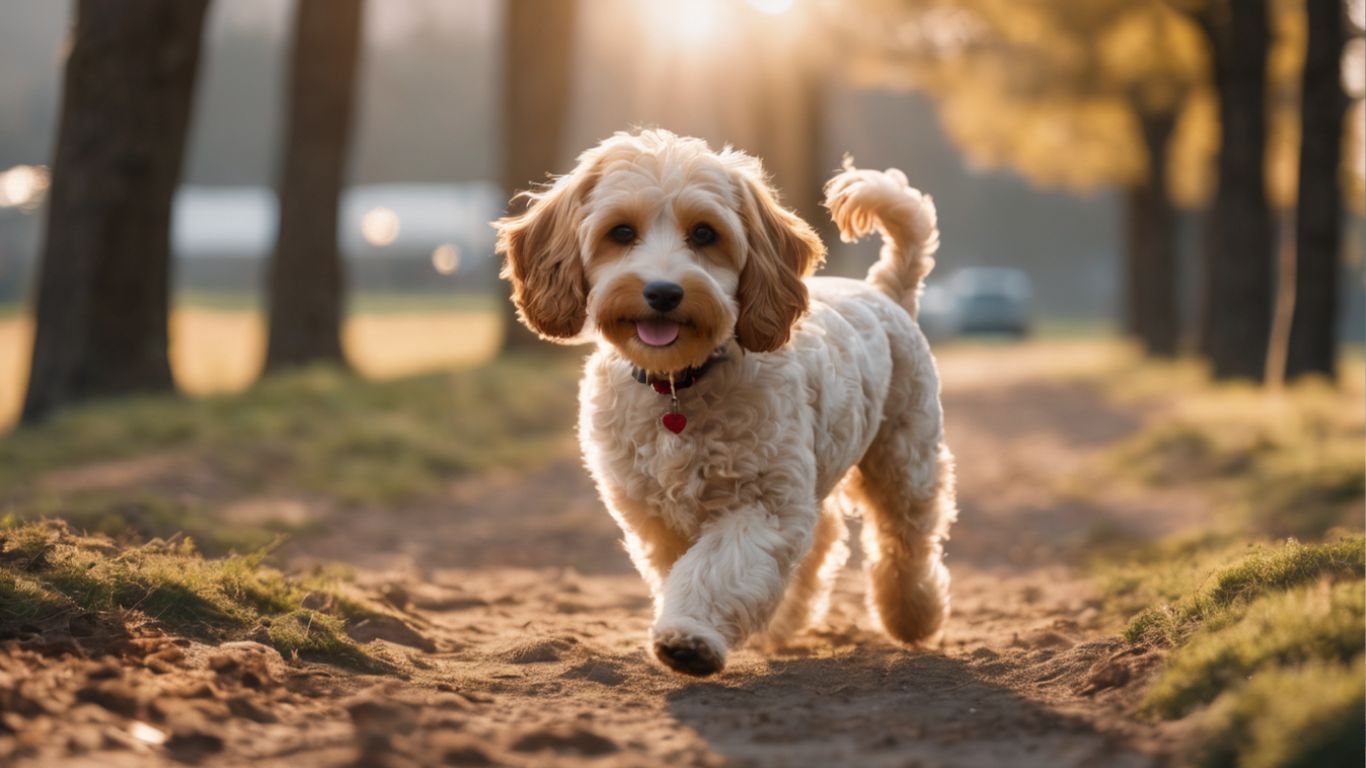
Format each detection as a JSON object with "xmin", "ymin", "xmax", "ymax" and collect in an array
[{"xmin": 823, "ymin": 159, "xmax": 940, "ymax": 319}]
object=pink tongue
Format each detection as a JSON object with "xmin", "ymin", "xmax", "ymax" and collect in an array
[{"xmin": 636, "ymin": 319, "xmax": 680, "ymax": 347}]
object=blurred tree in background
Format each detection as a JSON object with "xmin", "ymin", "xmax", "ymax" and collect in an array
[
  {"xmin": 738, "ymin": 15, "xmax": 831, "ymax": 237},
  {"xmin": 21, "ymin": 0, "xmax": 209, "ymax": 424},
  {"xmin": 855, "ymin": 0, "xmax": 1205, "ymax": 357},
  {"xmin": 498, "ymin": 0, "xmax": 579, "ymax": 353},
  {"xmin": 265, "ymin": 0, "xmax": 365, "ymax": 371},
  {"xmin": 856, "ymin": 0, "xmax": 1360, "ymax": 382},
  {"xmin": 1182, "ymin": 0, "xmax": 1275, "ymax": 381},
  {"xmin": 1106, "ymin": 4, "xmax": 1207, "ymax": 359},
  {"xmin": 1287, "ymin": 0, "xmax": 1351, "ymax": 380}
]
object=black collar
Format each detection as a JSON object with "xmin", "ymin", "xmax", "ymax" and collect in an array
[{"xmin": 632, "ymin": 349, "xmax": 729, "ymax": 393}]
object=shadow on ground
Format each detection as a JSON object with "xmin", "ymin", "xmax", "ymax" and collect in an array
[{"xmin": 665, "ymin": 651, "xmax": 1148, "ymax": 768}]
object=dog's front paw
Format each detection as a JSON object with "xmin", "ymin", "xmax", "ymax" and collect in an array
[{"xmin": 651, "ymin": 622, "xmax": 727, "ymax": 677}]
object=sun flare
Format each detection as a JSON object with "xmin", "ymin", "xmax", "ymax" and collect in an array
[
  {"xmin": 747, "ymin": 0, "xmax": 795, "ymax": 14},
  {"xmin": 638, "ymin": 0, "xmax": 732, "ymax": 50}
]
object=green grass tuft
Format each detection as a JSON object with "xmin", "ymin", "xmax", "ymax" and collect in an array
[
  {"xmin": 1140, "ymin": 580, "xmax": 1364, "ymax": 718},
  {"xmin": 1196, "ymin": 656, "xmax": 1365, "ymax": 768},
  {"xmin": 1111, "ymin": 537, "xmax": 1366, "ymax": 767},
  {"xmin": 6, "ymin": 492, "xmax": 286, "ymax": 558},
  {"xmin": 0, "ymin": 355, "xmax": 581, "ymax": 554},
  {"xmin": 0, "ymin": 519, "xmax": 403, "ymax": 671},
  {"xmin": 1123, "ymin": 537, "xmax": 1364, "ymax": 646},
  {"xmin": 0, "ymin": 355, "xmax": 579, "ymax": 503},
  {"xmin": 265, "ymin": 609, "xmax": 378, "ymax": 668}
]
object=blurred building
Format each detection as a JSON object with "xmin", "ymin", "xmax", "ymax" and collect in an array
[{"xmin": 172, "ymin": 183, "xmax": 503, "ymax": 296}]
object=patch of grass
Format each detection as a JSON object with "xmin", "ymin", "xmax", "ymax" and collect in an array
[
  {"xmin": 1088, "ymin": 355, "xmax": 1364, "ymax": 540},
  {"xmin": 1140, "ymin": 580, "xmax": 1364, "ymax": 719},
  {"xmin": 0, "ymin": 353, "xmax": 580, "ymax": 504},
  {"xmin": 1123, "ymin": 537, "xmax": 1364, "ymax": 646},
  {"xmin": 7, "ymin": 492, "xmax": 286, "ymax": 557},
  {"xmin": 1076, "ymin": 348, "xmax": 1366, "ymax": 766},
  {"xmin": 0, "ymin": 519, "xmax": 404, "ymax": 671},
  {"xmin": 1197, "ymin": 656, "xmax": 1365, "ymax": 768},
  {"xmin": 264, "ymin": 609, "xmax": 374, "ymax": 666},
  {"xmin": 1092, "ymin": 532, "xmax": 1249, "ymax": 623},
  {"xmin": 1107, "ymin": 537, "xmax": 1365, "ymax": 768}
]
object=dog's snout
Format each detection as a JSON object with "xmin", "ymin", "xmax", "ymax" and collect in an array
[{"xmin": 643, "ymin": 281, "xmax": 684, "ymax": 313}]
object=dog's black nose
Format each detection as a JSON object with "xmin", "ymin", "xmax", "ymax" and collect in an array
[{"xmin": 643, "ymin": 281, "xmax": 684, "ymax": 313}]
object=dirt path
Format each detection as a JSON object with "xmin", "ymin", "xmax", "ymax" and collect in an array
[
  {"xmin": 8, "ymin": 348, "xmax": 1191, "ymax": 767},
  {"xmin": 247, "ymin": 349, "xmax": 1174, "ymax": 767}
]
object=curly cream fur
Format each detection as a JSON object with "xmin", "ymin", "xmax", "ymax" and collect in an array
[{"xmin": 496, "ymin": 130, "xmax": 957, "ymax": 677}]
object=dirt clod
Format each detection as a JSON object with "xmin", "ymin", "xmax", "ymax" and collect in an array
[
  {"xmin": 208, "ymin": 642, "xmax": 286, "ymax": 689},
  {"xmin": 508, "ymin": 724, "xmax": 619, "ymax": 756},
  {"xmin": 345, "ymin": 615, "xmax": 436, "ymax": 653},
  {"xmin": 347, "ymin": 689, "xmax": 421, "ymax": 736}
]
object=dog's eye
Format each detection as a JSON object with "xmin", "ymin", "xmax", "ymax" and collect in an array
[
  {"xmin": 688, "ymin": 224, "xmax": 717, "ymax": 248},
  {"xmin": 608, "ymin": 225, "xmax": 636, "ymax": 244}
]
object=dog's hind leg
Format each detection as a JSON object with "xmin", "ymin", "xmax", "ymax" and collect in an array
[
  {"xmin": 755, "ymin": 499, "xmax": 850, "ymax": 647},
  {"xmin": 850, "ymin": 332, "xmax": 957, "ymax": 645}
]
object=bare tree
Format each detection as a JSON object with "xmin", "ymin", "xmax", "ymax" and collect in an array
[
  {"xmin": 21, "ymin": 0, "xmax": 209, "ymax": 424},
  {"xmin": 265, "ymin": 0, "xmax": 365, "ymax": 371},
  {"xmin": 498, "ymin": 0, "xmax": 579, "ymax": 352},
  {"xmin": 1124, "ymin": 110, "xmax": 1182, "ymax": 358},
  {"xmin": 1286, "ymin": 0, "xmax": 1350, "ymax": 381},
  {"xmin": 1193, "ymin": 0, "xmax": 1275, "ymax": 381}
]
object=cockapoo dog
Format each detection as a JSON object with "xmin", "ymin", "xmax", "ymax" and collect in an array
[{"xmin": 496, "ymin": 129, "xmax": 956, "ymax": 677}]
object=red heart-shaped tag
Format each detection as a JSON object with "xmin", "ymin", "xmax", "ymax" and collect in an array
[{"xmin": 661, "ymin": 412, "xmax": 687, "ymax": 434}]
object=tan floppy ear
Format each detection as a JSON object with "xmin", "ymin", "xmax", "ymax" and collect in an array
[
  {"xmin": 732, "ymin": 164, "xmax": 826, "ymax": 353},
  {"xmin": 495, "ymin": 168, "xmax": 596, "ymax": 342}
]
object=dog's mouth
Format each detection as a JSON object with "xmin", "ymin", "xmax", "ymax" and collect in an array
[
  {"xmin": 594, "ymin": 285, "xmax": 727, "ymax": 372},
  {"xmin": 634, "ymin": 318, "xmax": 682, "ymax": 347}
]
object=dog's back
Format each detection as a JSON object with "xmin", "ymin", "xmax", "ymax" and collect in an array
[
  {"xmin": 770, "ymin": 162, "xmax": 944, "ymax": 499},
  {"xmin": 795, "ymin": 163, "xmax": 955, "ymax": 645}
]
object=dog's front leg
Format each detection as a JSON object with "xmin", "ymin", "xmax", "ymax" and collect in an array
[{"xmin": 650, "ymin": 499, "xmax": 817, "ymax": 677}]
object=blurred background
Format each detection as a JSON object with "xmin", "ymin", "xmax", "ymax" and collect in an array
[
  {"xmin": 0, "ymin": 4, "xmax": 1363, "ymax": 764},
  {"xmin": 1, "ymin": 0, "xmax": 1361, "ymax": 428}
]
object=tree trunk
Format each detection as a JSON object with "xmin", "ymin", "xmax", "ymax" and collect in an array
[
  {"xmin": 265, "ymin": 0, "xmax": 364, "ymax": 371},
  {"xmin": 1199, "ymin": 0, "xmax": 1274, "ymax": 381},
  {"xmin": 1124, "ymin": 111, "xmax": 1180, "ymax": 357},
  {"xmin": 1123, "ymin": 185, "xmax": 1145, "ymax": 338},
  {"xmin": 1264, "ymin": 210, "xmax": 1296, "ymax": 388},
  {"xmin": 1196, "ymin": 206, "xmax": 1218, "ymax": 357},
  {"xmin": 21, "ymin": 0, "xmax": 208, "ymax": 425},
  {"xmin": 498, "ymin": 0, "xmax": 579, "ymax": 353},
  {"xmin": 1286, "ymin": 0, "xmax": 1348, "ymax": 381},
  {"xmin": 752, "ymin": 58, "xmax": 828, "ymax": 232}
]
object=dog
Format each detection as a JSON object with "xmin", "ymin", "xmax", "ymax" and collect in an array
[{"xmin": 496, "ymin": 129, "xmax": 956, "ymax": 677}]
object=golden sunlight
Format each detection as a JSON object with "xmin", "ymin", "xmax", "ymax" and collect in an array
[
  {"xmin": 360, "ymin": 206, "xmax": 401, "ymax": 247},
  {"xmin": 0, "ymin": 164, "xmax": 50, "ymax": 210},
  {"xmin": 431, "ymin": 243, "xmax": 461, "ymax": 275},
  {"xmin": 747, "ymin": 0, "xmax": 795, "ymax": 15},
  {"xmin": 637, "ymin": 0, "xmax": 733, "ymax": 50}
]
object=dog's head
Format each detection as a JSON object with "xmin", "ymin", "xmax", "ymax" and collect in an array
[{"xmin": 496, "ymin": 129, "xmax": 825, "ymax": 373}]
